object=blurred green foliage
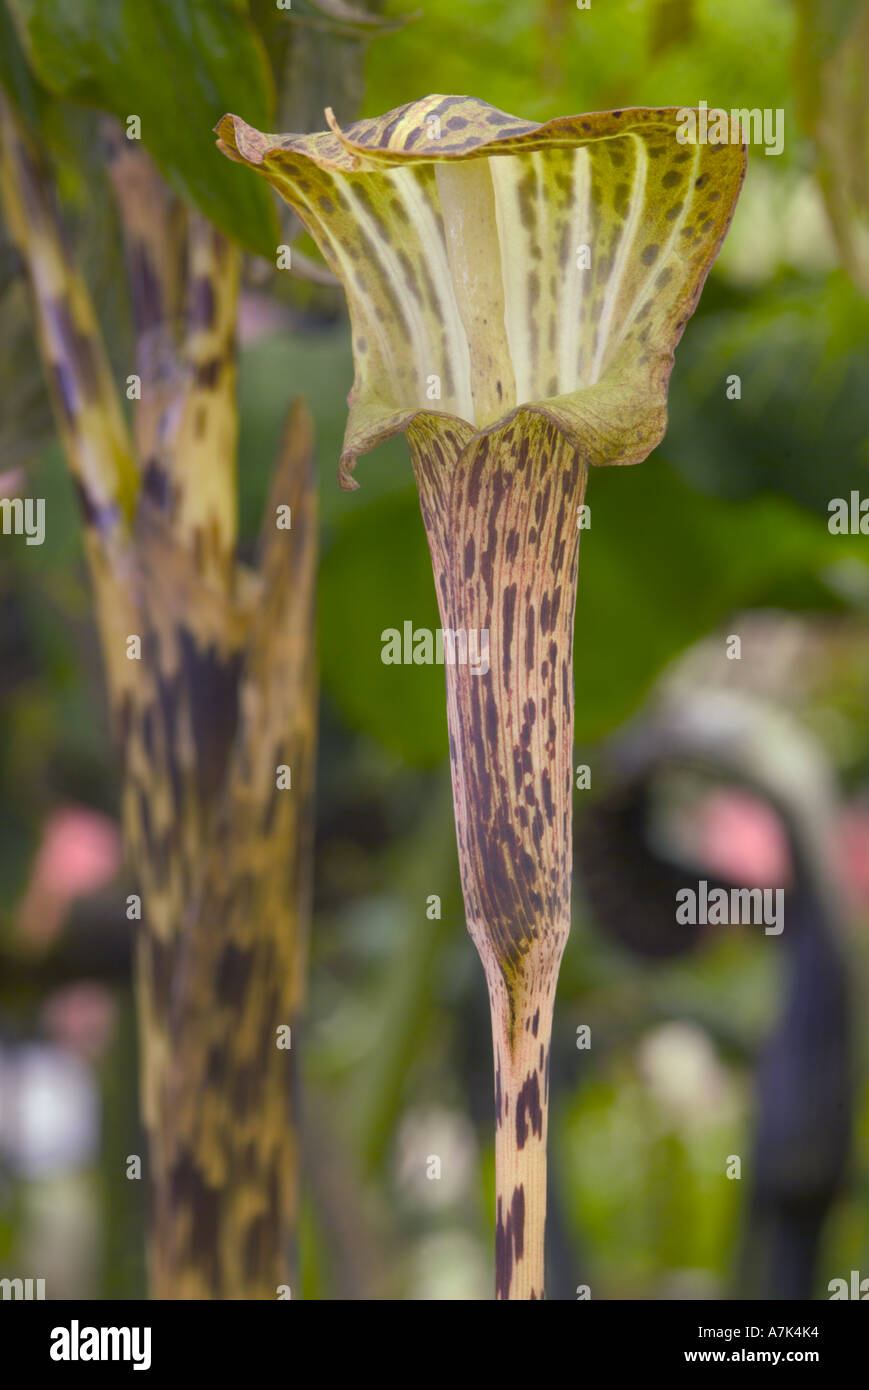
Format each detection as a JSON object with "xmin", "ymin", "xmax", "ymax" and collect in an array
[{"xmin": 1, "ymin": 0, "xmax": 868, "ymax": 1300}]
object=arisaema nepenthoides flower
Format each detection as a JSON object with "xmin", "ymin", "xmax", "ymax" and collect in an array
[{"xmin": 216, "ymin": 94, "xmax": 746, "ymax": 1299}]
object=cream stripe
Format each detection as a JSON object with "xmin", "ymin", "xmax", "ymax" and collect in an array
[
  {"xmin": 559, "ymin": 146, "xmax": 592, "ymax": 392},
  {"xmin": 489, "ymin": 153, "xmax": 529, "ymax": 406},
  {"xmin": 590, "ymin": 133, "xmax": 648, "ymax": 383},
  {"xmin": 339, "ymin": 176, "xmax": 435, "ymax": 404},
  {"xmin": 391, "ymin": 166, "xmax": 474, "ymax": 420}
]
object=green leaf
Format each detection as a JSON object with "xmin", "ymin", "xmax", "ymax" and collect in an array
[
  {"xmin": 0, "ymin": 0, "xmax": 42, "ymax": 126},
  {"xmin": 318, "ymin": 486, "xmax": 448, "ymax": 767},
  {"xmin": 8, "ymin": 0, "xmax": 278, "ymax": 256}
]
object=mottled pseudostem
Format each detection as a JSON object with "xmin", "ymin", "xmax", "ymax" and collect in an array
[
  {"xmin": 410, "ymin": 412, "xmax": 587, "ymax": 1299},
  {"xmin": 102, "ymin": 117, "xmax": 187, "ymax": 468},
  {"xmin": 136, "ymin": 402, "xmax": 317, "ymax": 1299},
  {"xmin": 1, "ymin": 98, "xmax": 317, "ymax": 1298},
  {"xmin": 0, "ymin": 94, "xmax": 139, "ymax": 701},
  {"xmin": 103, "ymin": 122, "xmax": 240, "ymax": 595}
]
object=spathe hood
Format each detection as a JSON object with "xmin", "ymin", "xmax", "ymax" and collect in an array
[{"xmin": 216, "ymin": 95, "xmax": 746, "ymax": 485}]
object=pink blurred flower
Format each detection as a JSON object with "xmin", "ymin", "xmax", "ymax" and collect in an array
[
  {"xmin": 0, "ymin": 467, "xmax": 25, "ymax": 495},
  {"xmin": 838, "ymin": 806, "xmax": 869, "ymax": 913},
  {"xmin": 41, "ymin": 983, "xmax": 118, "ymax": 1061},
  {"xmin": 17, "ymin": 806, "xmax": 122, "ymax": 944},
  {"xmin": 695, "ymin": 788, "xmax": 793, "ymax": 888}
]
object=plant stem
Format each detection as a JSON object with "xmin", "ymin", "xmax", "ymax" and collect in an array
[
  {"xmin": 488, "ymin": 963, "xmax": 559, "ymax": 1299},
  {"xmin": 409, "ymin": 410, "xmax": 587, "ymax": 1299},
  {"xmin": 139, "ymin": 401, "xmax": 317, "ymax": 1298},
  {"xmin": 1, "ymin": 101, "xmax": 318, "ymax": 1295}
]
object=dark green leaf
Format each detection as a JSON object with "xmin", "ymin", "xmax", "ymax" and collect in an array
[
  {"xmin": 8, "ymin": 0, "xmax": 278, "ymax": 255},
  {"xmin": 0, "ymin": 0, "xmax": 43, "ymax": 126}
]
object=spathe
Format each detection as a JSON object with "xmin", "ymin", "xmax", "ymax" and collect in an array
[{"xmin": 216, "ymin": 95, "xmax": 746, "ymax": 487}]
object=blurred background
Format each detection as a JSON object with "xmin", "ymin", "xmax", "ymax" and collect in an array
[{"xmin": 1, "ymin": 0, "xmax": 868, "ymax": 1299}]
